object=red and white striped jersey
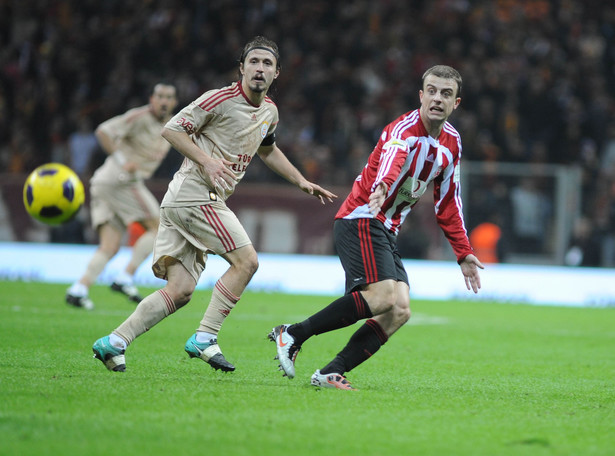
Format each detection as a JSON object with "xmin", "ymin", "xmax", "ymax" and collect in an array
[{"xmin": 336, "ymin": 109, "xmax": 473, "ymax": 262}]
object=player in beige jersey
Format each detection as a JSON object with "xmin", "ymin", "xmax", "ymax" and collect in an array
[
  {"xmin": 92, "ymin": 36, "xmax": 337, "ymax": 372},
  {"xmin": 66, "ymin": 83, "xmax": 178, "ymax": 310}
]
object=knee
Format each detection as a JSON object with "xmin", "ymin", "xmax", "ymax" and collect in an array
[
  {"xmin": 99, "ymin": 244, "xmax": 120, "ymax": 258},
  {"xmin": 247, "ymin": 255, "xmax": 259, "ymax": 277},
  {"xmin": 396, "ymin": 303, "xmax": 411, "ymax": 325},
  {"xmin": 380, "ymin": 290, "xmax": 397, "ymax": 314},
  {"xmin": 174, "ymin": 290, "xmax": 193, "ymax": 309},
  {"xmin": 381, "ymin": 300, "xmax": 410, "ymax": 331},
  {"xmin": 237, "ymin": 251, "xmax": 259, "ymax": 279},
  {"xmin": 166, "ymin": 284, "xmax": 194, "ymax": 309},
  {"xmin": 363, "ymin": 283, "xmax": 397, "ymax": 314}
]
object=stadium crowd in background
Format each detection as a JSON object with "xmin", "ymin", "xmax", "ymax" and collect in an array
[{"xmin": 0, "ymin": 0, "xmax": 614, "ymax": 265}]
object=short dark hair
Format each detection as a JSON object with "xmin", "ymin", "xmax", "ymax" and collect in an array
[
  {"xmin": 238, "ymin": 36, "xmax": 281, "ymax": 70},
  {"xmin": 422, "ymin": 65, "xmax": 462, "ymax": 98},
  {"xmin": 152, "ymin": 82, "xmax": 176, "ymax": 94}
]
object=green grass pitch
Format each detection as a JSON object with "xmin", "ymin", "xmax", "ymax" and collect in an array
[{"xmin": 1, "ymin": 280, "xmax": 613, "ymax": 456}]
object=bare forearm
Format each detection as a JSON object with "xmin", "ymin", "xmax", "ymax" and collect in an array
[
  {"xmin": 161, "ymin": 128, "xmax": 211, "ymax": 168},
  {"xmin": 258, "ymin": 144, "xmax": 337, "ymax": 204},
  {"xmin": 95, "ymin": 127, "xmax": 116, "ymax": 155},
  {"xmin": 258, "ymin": 145, "xmax": 304, "ymax": 186}
]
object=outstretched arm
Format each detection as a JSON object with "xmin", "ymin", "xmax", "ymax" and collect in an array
[
  {"xmin": 258, "ymin": 144, "xmax": 337, "ymax": 204},
  {"xmin": 459, "ymin": 254, "xmax": 484, "ymax": 293}
]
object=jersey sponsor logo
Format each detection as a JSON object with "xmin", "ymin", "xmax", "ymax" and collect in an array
[
  {"xmin": 260, "ymin": 121, "xmax": 269, "ymax": 139},
  {"xmin": 397, "ymin": 177, "xmax": 428, "ymax": 203},
  {"xmin": 453, "ymin": 164, "xmax": 461, "ymax": 183},
  {"xmin": 176, "ymin": 117, "xmax": 195, "ymax": 134},
  {"xmin": 232, "ymin": 163, "xmax": 249, "ymax": 172},
  {"xmin": 383, "ymin": 138, "xmax": 407, "ymax": 151},
  {"xmin": 232, "ymin": 154, "xmax": 252, "ymax": 172}
]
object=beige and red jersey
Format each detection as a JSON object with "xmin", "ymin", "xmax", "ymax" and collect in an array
[
  {"xmin": 90, "ymin": 105, "xmax": 172, "ymax": 185},
  {"xmin": 161, "ymin": 81, "xmax": 278, "ymax": 206}
]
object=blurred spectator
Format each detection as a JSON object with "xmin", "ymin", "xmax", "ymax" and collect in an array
[
  {"xmin": 469, "ymin": 212, "xmax": 506, "ymax": 264},
  {"xmin": 68, "ymin": 117, "xmax": 98, "ymax": 178},
  {"xmin": 595, "ymin": 179, "xmax": 615, "ymax": 267},
  {"xmin": 564, "ymin": 216, "xmax": 603, "ymax": 266},
  {"xmin": 509, "ymin": 176, "xmax": 552, "ymax": 253},
  {"xmin": 601, "ymin": 122, "xmax": 615, "ymax": 178}
]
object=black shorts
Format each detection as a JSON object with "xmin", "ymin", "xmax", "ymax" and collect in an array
[{"xmin": 334, "ymin": 218, "xmax": 409, "ymax": 294}]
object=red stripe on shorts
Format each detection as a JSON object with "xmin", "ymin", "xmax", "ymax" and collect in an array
[
  {"xmin": 358, "ymin": 219, "xmax": 377, "ymax": 283},
  {"xmin": 200, "ymin": 205, "xmax": 236, "ymax": 252},
  {"xmin": 130, "ymin": 187, "xmax": 154, "ymax": 218}
]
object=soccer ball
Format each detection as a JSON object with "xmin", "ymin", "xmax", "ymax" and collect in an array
[{"xmin": 23, "ymin": 163, "xmax": 85, "ymax": 225}]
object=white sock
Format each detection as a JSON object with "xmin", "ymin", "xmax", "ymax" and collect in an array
[
  {"xmin": 68, "ymin": 282, "xmax": 88, "ymax": 297},
  {"xmin": 195, "ymin": 331, "xmax": 217, "ymax": 343},
  {"xmin": 109, "ymin": 333, "xmax": 127, "ymax": 350},
  {"xmin": 114, "ymin": 270, "xmax": 133, "ymax": 286}
]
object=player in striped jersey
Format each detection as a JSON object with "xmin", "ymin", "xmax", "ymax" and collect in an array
[
  {"xmin": 270, "ymin": 65, "xmax": 484, "ymax": 390},
  {"xmin": 92, "ymin": 36, "xmax": 336, "ymax": 373}
]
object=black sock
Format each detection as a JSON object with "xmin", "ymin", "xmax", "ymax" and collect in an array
[
  {"xmin": 320, "ymin": 319, "xmax": 388, "ymax": 375},
  {"xmin": 288, "ymin": 291, "xmax": 372, "ymax": 345},
  {"xmin": 287, "ymin": 320, "xmax": 312, "ymax": 346}
]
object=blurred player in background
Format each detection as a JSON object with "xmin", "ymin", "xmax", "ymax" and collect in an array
[
  {"xmin": 92, "ymin": 36, "xmax": 337, "ymax": 373},
  {"xmin": 66, "ymin": 83, "xmax": 178, "ymax": 310},
  {"xmin": 270, "ymin": 65, "xmax": 484, "ymax": 390}
]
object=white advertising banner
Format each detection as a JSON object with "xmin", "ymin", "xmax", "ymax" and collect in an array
[{"xmin": 1, "ymin": 242, "xmax": 614, "ymax": 307}]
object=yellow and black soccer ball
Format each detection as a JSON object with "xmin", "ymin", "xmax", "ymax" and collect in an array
[{"xmin": 23, "ymin": 163, "xmax": 85, "ymax": 225}]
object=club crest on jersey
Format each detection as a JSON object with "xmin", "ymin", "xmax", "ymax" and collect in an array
[{"xmin": 260, "ymin": 121, "xmax": 269, "ymax": 139}]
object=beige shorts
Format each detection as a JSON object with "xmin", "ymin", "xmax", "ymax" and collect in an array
[
  {"xmin": 90, "ymin": 182, "xmax": 160, "ymax": 230},
  {"xmin": 152, "ymin": 202, "xmax": 252, "ymax": 283}
]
